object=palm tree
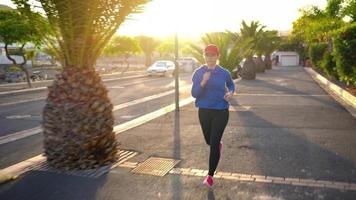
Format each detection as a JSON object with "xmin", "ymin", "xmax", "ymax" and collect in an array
[
  {"xmin": 187, "ymin": 32, "xmax": 247, "ymax": 74},
  {"xmin": 261, "ymin": 30, "xmax": 281, "ymax": 69},
  {"xmin": 104, "ymin": 36, "xmax": 141, "ymax": 73},
  {"xmin": 137, "ymin": 36, "xmax": 159, "ymax": 67},
  {"xmin": 239, "ymin": 20, "xmax": 265, "ymax": 79},
  {"xmin": 255, "ymin": 31, "xmax": 267, "ymax": 73},
  {"xmin": 13, "ymin": 0, "xmax": 150, "ymax": 170},
  {"xmin": 255, "ymin": 30, "xmax": 281, "ymax": 70}
]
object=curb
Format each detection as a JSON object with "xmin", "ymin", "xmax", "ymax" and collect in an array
[{"xmin": 304, "ymin": 67, "xmax": 356, "ymax": 117}]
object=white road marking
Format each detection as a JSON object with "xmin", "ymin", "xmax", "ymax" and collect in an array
[
  {"xmin": 107, "ymin": 86, "xmax": 125, "ymax": 89},
  {"xmin": 0, "ymin": 126, "xmax": 42, "ymax": 145},
  {"xmin": 0, "ymin": 76, "xmax": 191, "ymax": 106},
  {"xmin": 0, "ymin": 74, "xmax": 146, "ymax": 96},
  {"xmin": 0, "ymin": 85, "xmax": 191, "ymax": 145},
  {"xmin": 6, "ymin": 115, "xmax": 32, "ymax": 119},
  {"xmin": 236, "ymin": 93, "xmax": 329, "ymax": 97},
  {"xmin": 0, "ymin": 97, "xmax": 47, "ymax": 107},
  {"xmin": 113, "ymin": 85, "xmax": 190, "ymax": 111}
]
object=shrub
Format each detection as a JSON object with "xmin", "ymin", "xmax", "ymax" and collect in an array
[
  {"xmin": 333, "ymin": 23, "xmax": 356, "ymax": 86},
  {"xmin": 8, "ymin": 66, "xmax": 22, "ymax": 72},
  {"xmin": 309, "ymin": 42, "xmax": 328, "ymax": 68},
  {"xmin": 320, "ymin": 51, "xmax": 338, "ymax": 79}
]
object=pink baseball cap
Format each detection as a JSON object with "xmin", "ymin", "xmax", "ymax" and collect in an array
[{"xmin": 204, "ymin": 44, "xmax": 219, "ymax": 55}]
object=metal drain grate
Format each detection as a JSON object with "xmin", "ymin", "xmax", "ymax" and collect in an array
[
  {"xmin": 32, "ymin": 149, "xmax": 138, "ymax": 178},
  {"xmin": 131, "ymin": 157, "xmax": 180, "ymax": 177}
]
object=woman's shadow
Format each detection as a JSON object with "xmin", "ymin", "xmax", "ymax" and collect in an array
[{"xmin": 207, "ymin": 189, "xmax": 216, "ymax": 200}]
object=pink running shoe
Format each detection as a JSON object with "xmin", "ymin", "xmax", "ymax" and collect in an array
[
  {"xmin": 203, "ymin": 175, "xmax": 214, "ymax": 188},
  {"xmin": 219, "ymin": 142, "xmax": 223, "ymax": 158}
]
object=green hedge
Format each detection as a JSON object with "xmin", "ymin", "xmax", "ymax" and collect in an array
[
  {"xmin": 309, "ymin": 42, "xmax": 328, "ymax": 68},
  {"xmin": 320, "ymin": 51, "xmax": 338, "ymax": 79},
  {"xmin": 333, "ymin": 23, "xmax": 356, "ymax": 86}
]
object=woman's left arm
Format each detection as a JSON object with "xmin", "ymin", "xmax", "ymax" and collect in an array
[
  {"xmin": 226, "ymin": 72, "xmax": 235, "ymax": 94},
  {"xmin": 223, "ymin": 72, "xmax": 235, "ymax": 102}
]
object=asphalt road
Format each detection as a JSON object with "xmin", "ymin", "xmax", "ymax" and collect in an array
[{"xmin": 0, "ymin": 72, "xmax": 193, "ymax": 169}]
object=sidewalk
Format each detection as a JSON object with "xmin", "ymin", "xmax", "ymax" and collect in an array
[{"xmin": 1, "ymin": 66, "xmax": 356, "ymax": 199}]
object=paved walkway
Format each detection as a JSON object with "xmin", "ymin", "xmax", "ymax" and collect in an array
[{"xmin": 1, "ymin": 66, "xmax": 356, "ymax": 200}]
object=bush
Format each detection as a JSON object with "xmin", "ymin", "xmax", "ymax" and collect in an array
[
  {"xmin": 320, "ymin": 51, "xmax": 338, "ymax": 79},
  {"xmin": 8, "ymin": 66, "xmax": 22, "ymax": 72},
  {"xmin": 333, "ymin": 23, "xmax": 356, "ymax": 86},
  {"xmin": 309, "ymin": 42, "xmax": 328, "ymax": 68}
]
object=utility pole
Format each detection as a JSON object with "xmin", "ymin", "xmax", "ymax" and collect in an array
[{"xmin": 174, "ymin": 33, "xmax": 179, "ymax": 111}]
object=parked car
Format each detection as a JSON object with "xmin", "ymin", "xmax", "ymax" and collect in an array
[
  {"xmin": 146, "ymin": 60, "xmax": 176, "ymax": 77},
  {"xmin": 30, "ymin": 71, "xmax": 48, "ymax": 81}
]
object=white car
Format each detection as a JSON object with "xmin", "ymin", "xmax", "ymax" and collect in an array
[{"xmin": 146, "ymin": 60, "xmax": 176, "ymax": 76}]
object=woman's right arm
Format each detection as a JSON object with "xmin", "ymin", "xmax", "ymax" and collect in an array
[{"xmin": 191, "ymin": 69, "xmax": 204, "ymax": 98}]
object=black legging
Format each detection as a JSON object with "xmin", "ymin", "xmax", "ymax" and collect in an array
[{"xmin": 198, "ymin": 108, "xmax": 229, "ymax": 176}]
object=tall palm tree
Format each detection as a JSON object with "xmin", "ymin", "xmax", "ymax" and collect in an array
[
  {"xmin": 239, "ymin": 20, "xmax": 265, "ymax": 79},
  {"xmin": 104, "ymin": 36, "xmax": 141, "ymax": 73},
  {"xmin": 13, "ymin": 0, "xmax": 150, "ymax": 170},
  {"xmin": 261, "ymin": 30, "xmax": 281, "ymax": 69},
  {"xmin": 255, "ymin": 30, "xmax": 267, "ymax": 73},
  {"xmin": 137, "ymin": 36, "xmax": 159, "ymax": 67},
  {"xmin": 187, "ymin": 32, "xmax": 247, "ymax": 73}
]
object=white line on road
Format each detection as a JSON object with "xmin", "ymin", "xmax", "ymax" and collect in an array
[
  {"xmin": 0, "ymin": 97, "xmax": 47, "ymax": 107},
  {"xmin": 0, "ymin": 85, "xmax": 191, "ymax": 145},
  {"xmin": 236, "ymin": 93, "xmax": 329, "ymax": 97},
  {"xmin": 0, "ymin": 74, "xmax": 191, "ymax": 106},
  {"xmin": 0, "ymin": 126, "xmax": 42, "ymax": 145},
  {"xmin": 0, "ymin": 87, "xmax": 47, "ymax": 95},
  {"xmin": 113, "ymin": 85, "xmax": 190, "ymax": 111},
  {"xmin": 113, "ymin": 97, "xmax": 194, "ymax": 134},
  {"xmin": 0, "ymin": 71, "xmax": 144, "ymax": 88},
  {"xmin": 0, "ymin": 74, "xmax": 146, "ymax": 96}
]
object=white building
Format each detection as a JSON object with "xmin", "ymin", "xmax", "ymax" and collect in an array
[{"xmin": 272, "ymin": 51, "xmax": 299, "ymax": 67}]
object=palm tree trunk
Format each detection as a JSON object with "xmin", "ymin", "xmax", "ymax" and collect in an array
[
  {"xmin": 145, "ymin": 52, "xmax": 152, "ymax": 67},
  {"xmin": 19, "ymin": 64, "xmax": 32, "ymax": 87},
  {"xmin": 121, "ymin": 55, "xmax": 130, "ymax": 74},
  {"xmin": 43, "ymin": 67, "xmax": 118, "ymax": 170},
  {"xmin": 255, "ymin": 55, "xmax": 265, "ymax": 73},
  {"xmin": 241, "ymin": 57, "xmax": 256, "ymax": 80},
  {"xmin": 265, "ymin": 55, "xmax": 272, "ymax": 70}
]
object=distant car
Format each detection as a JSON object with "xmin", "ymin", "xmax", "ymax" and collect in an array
[
  {"xmin": 146, "ymin": 60, "xmax": 176, "ymax": 77},
  {"xmin": 177, "ymin": 57, "xmax": 199, "ymax": 73}
]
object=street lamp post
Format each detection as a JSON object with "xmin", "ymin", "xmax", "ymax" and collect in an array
[{"xmin": 174, "ymin": 33, "xmax": 179, "ymax": 111}]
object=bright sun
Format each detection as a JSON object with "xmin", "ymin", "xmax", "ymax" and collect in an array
[
  {"xmin": 117, "ymin": 0, "xmax": 327, "ymax": 38},
  {"xmin": 2, "ymin": 0, "xmax": 327, "ymax": 38}
]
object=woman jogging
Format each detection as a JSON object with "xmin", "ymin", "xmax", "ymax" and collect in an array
[{"xmin": 191, "ymin": 44, "xmax": 235, "ymax": 188}]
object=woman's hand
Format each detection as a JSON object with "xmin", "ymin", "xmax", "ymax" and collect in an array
[
  {"xmin": 200, "ymin": 71, "xmax": 211, "ymax": 87},
  {"xmin": 224, "ymin": 91, "xmax": 233, "ymax": 102}
]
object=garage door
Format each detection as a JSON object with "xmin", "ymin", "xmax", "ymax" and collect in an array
[{"xmin": 280, "ymin": 55, "xmax": 298, "ymax": 66}]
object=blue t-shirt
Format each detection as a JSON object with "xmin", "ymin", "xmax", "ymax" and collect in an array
[{"xmin": 191, "ymin": 65, "xmax": 235, "ymax": 110}]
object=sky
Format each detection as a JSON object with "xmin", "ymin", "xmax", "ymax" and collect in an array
[{"xmin": 1, "ymin": 0, "xmax": 327, "ymax": 38}]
